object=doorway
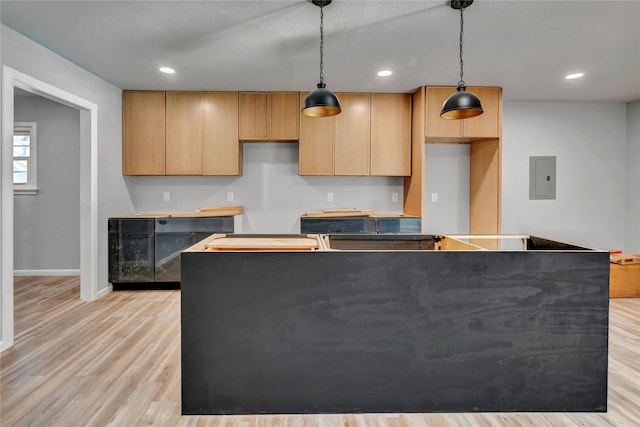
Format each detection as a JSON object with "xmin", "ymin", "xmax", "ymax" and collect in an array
[
  {"xmin": 13, "ymin": 89, "xmax": 81, "ymax": 276},
  {"xmin": 1, "ymin": 66, "xmax": 98, "ymax": 351}
]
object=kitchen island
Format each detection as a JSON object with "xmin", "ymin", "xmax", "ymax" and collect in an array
[{"xmin": 181, "ymin": 234, "xmax": 609, "ymax": 415}]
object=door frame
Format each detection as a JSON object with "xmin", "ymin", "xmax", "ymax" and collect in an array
[{"xmin": 1, "ymin": 66, "xmax": 99, "ymax": 351}]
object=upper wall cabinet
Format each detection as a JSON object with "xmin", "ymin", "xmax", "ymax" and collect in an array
[
  {"xmin": 299, "ymin": 92, "xmax": 335, "ymax": 175},
  {"xmin": 334, "ymin": 93, "xmax": 371, "ymax": 176},
  {"xmin": 239, "ymin": 92, "xmax": 299, "ymax": 141},
  {"xmin": 270, "ymin": 92, "xmax": 300, "ymax": 141},
  {"xmin": 299, "ymin": 92, "xmax": 411, "ymax": 177},
  {"xmin": 370, "ymin": 93, "xmax": 411, "ymax": 176},
  {"xmin": 123, "ymin": 91, "xmax": 166, "ymax": 175},
  {"xmin": 123, "ymin": 91, "xmax": 242, "ymax": 176},
  {"xmin": 166, "ymin": 92, "xmax": 204, "ymax": 175},
  {"xmin": 204, "ymin": 92, "xmax": 241, "ymax": 176},
  {"xmin": 424, "ymin": 86, "xmax": 502, "ymax": 142}
]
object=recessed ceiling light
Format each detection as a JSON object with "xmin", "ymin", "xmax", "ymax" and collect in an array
[
  {"xmin": 377, "ymin": 70, "xmax": 393, "ymax": 77},
  {"xmin": 565, "ymin": 72, "xmax": 584, "ymax": 80},
  {"xmin": 159, "ymin": 67, "xmax": 176, "ymax": 74}
]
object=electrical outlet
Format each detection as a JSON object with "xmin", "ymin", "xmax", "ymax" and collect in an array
[
  {"xmin": 392, "ymin": 192, "xmax": 399, "ymax": 202},
  {"xmin": 327, "ymin": 192, "xmax": 334, "ymax": 202},
  {"xmin": 227, "ymin": 192, "xmax": 234, "ymax": 202},
  {"xmin": 163, "ymin": 192, "xmax": 170, "ymax": 202},
  {"xmin": 431, "ymin": 193, "xmax": 438, "ymax": 202}
]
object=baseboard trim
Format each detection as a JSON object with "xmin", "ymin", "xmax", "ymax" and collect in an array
[
  {"xmin": 96, "ymin": 285, "xmax": 112, "ymax": 299},
  {"xmin": 14, "ymin": 269, "xmax": 81, "ymax": 276}
]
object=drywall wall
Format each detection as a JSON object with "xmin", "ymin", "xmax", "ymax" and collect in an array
[
  {"xmin": 423, "ymin": 144, "xmax": 470, "ymax": 234},
  {"xmin": 502, "ymin": 102, "xmax": 627, "ymax": 250},
  {"xmin": 126, "ymin": 143, "xmax": 404, "ymax": 233},
  {"xmin": 14, "ymin": 95, "xmax": 80, "ymax": 271},
  {"xmin": 627, "ymin": 101, "xmax": 640, "ymax": 252},
  {"xmin": 1, "ymin": 24, "xmax": 127, "ymax": 297}
]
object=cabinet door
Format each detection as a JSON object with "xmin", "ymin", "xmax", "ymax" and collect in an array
[
  {"xmin": 166, "ymin": 92, "xmax": 203, "ymax": 175},
  {"xmin": 239, "ymin": 92, "xmax": 268, "ymax": 141},
  {"xmin": 270, "ymin": 92, "xmax": 299, "ymax": 141},
  {"xmin": 299, "ymin": 92, "xmax": 335, "ymax": 175},
  {"xmin": 371, "ymin": 93, "xmax": 411, "ymax": 176},
  {"xmin": 203, "ymin": 92, "xmax": 241, "ymax": 175},
  {"xmin": 463, "ymin": 87, "xmax": 502, "ymax": 138},
  {"xmin": 334, "ymin": 93, "xmax": 370, "ymax": 176},
  {"xmin": 122, "ymin": 91, "xmax": 165, "ymax": 175},
  {"xmin": 425, "ymin": 86, "xmax": 463, "ymax": 138}
]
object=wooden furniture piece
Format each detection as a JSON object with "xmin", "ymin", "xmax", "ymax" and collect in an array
[
  {"xmin": 405, "ymin": 86, "xmax": 503, "ymax": 243},
  {"xmin": 239, "ymin": 92, "xmax": 299, "ymax": 141},
  {"xmin": 181, "ymin": 234, "xmax": 608, "ymax": 414},
  {"xmin": 123, "ymin": 91, "xmax": 242, "ymax": 176},
  {"xmin": 299, "ymin": 92, "xmax": 411, "ymax": 176},
  {"xmin": 122, "ymin": 91, "xmax": 166, "ymax": 175},
  {"xmin": 610, "ymin": 253, "xmax": 640, "ymax": 297}
]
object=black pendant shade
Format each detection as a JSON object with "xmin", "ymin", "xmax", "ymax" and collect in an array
[
  {"xmin": 440, "ymin": 86, "xmax": 483, "ymax": 119},
  {"xmin": 303, "ymin": 83, "xmax": 341, "ymax": 117},
  {"xmin": 303, "ymin": 0, "xmax": 341, "ymax": 117},
  {"xmin": 440, "ymin": 0, "xmax": 483, "ymax": 120}
]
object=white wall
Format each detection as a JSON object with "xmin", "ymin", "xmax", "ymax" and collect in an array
[
  {"xmin": 502, "ymin": 102, "xmax": 628, "ymax": 250},
  {"xmin": 126, "ymin": 143, "xmax": 404, "ymax": 233},
  {"xmin": 14, "ymin": 95, "xmax": 80, "ymax": 270},
  {"xmin": 423, "ymin": 144, "xmax": 470, "ymax": 234},
  {"xmin": 626, "ymin": 101, "xmax": 640, "ymax": 252},
  {"xmin": 1, "ymin": 25, "xmax": 129, "ymax": 298}
]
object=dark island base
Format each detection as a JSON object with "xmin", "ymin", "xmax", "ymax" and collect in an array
[{"xmin": 181, "ymin": 248, "xmax": 609, "ymax": 415}]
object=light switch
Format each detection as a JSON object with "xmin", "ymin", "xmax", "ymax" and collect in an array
[{"xmin": 529, "ymin": 156, "xmax": 556, "ymax": 200}]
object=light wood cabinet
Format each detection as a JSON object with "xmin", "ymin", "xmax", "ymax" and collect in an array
[
  {"xmin": 425, "ymin": 86, "xmax": 461, "ymax": 139},
  {"xmin": 239, "ymin": 92, "xmax": 299, "ymax": 141},
  {"xmin": 123, "ymin": 90, "xmax": 242, "ymax": 176},
  {"xmin": 165, "ymin": 92, "xmax": 204, "ymax": 175},
  {"xmin": 371, "ymin": 93, "xmax": 411, "ymax": 176},
  {"xmin": 239, "ymin": 92, "xmax": 268, "ymax": 141},
  {"xmin": 424, "ymin": 86, "xmax": 502, "ymax": 142},
  {"xmin": 203, "ymin": 92, "xmax": 241, "ymax": 176},
  {"xmin": 123, "ymin": 91, "xmax": 165, "ymax": 175},
  {"xmin": 270, "ymin": 92, "xmax": 299, "ymax": 141},
  {"xmin": 405, "ymin": 86, "xmax": 503, "ymax": 237},
  {"xmin": 299, "ymin": 92, "xmax": 411, "ymax": 177},
  {"xmin": 299, "ymin": 92, "xmax": 335, "ymax": 175},
  {"xmin": 334, "ymin": 93, "xmax": 371, "ymax": 176},
  {"xmin": 463, "ymin": 87, "xmax": 502, "ymax": 138}
]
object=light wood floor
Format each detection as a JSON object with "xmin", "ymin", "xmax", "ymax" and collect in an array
[{"xmin": 1, "ymin": 276, "xmax": 639, "ymax": 427}]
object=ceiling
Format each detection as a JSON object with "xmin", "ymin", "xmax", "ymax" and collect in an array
[{"xmin": 2, "ymin": 0, "xmax": 639, "ymax": 102}]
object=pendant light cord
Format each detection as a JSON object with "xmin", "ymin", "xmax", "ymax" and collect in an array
[
  {"xmin": 458, "ymin": 6, "xmax": 465, "ymax": 89},
  {"xmin": 319, "ymin": 5, "xmax": 325, "ymax": 87}
]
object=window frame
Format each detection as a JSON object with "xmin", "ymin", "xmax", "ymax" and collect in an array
[{"xmin": 13, "ymin": 122, "xmax": 38, "ymax": 195}]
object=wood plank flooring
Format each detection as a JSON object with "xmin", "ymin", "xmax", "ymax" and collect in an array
[{"xmin": 1, "ymin": 276, "xmax": 639, "ymax": 426}]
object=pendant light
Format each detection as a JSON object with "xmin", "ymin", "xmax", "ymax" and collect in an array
[
  {"xmin": 440, "ymin": 0, "xmax": 483, "ymax": 120},
  {"xmin": 302, "ymin": 0, "xmax": 341, "ymax": 117}
]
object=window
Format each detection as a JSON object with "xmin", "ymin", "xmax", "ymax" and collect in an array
[{"xmin": 13, "ymin": 122, "xmax": 38, "ymax": 194}]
